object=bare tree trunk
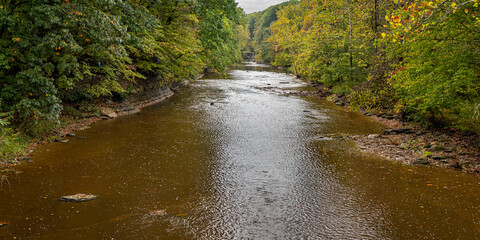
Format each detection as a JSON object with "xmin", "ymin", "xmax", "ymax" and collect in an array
[{"xmin": 345, "ymin": 0, "xmax": 353, "ymax": 70}]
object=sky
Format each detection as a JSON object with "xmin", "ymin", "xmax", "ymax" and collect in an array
[{"xmin": 236, "ymin": 0, "xmax": 288, "ymax": 13}]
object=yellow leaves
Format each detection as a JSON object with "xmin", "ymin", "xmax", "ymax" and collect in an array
[
  {"xmin": 381, "ymin": 32, "xmax": 386, "ymax": 38},
  {"xmin": 451, "ymin": 2, "xmax": 457, "ymax": 8},
  {"xmin": 12, "ymin": 37, "xmax": 20, "ymax": 42}
]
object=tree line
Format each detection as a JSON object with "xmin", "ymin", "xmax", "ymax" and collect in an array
[
  {"xmin": 0, "ymin": 0, "xmax": 245, "ymax": 158},
  {"xmin": 247, "ymin": 0, "xmax": 480, "ymax": 134}
]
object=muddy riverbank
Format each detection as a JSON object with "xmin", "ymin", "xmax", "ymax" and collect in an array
[{"xmin": 310, "ymin": 83, "xmax": 480, "ymax": 174}]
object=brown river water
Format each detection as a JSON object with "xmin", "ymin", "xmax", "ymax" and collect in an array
[{"xmin": 1, "ymin": 63, "xmax": 480, "ymax": 239}]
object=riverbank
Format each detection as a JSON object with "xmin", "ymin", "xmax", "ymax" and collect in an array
[
  {"xmin": 312, "ymin": 83, "xmax": 480, "ymax": 174},
  {"xmin": 0, "ymin": 78, "xmax": 196, "ymax": 175}
]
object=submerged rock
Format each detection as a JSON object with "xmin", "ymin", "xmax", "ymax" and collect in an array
[
  {"xmin": 0, "ymin": 221, "xmax": 8, "ymax": 227},
  {"xmin": 148, "ymin": 209, "xmax": 167, "ymax": 217},
  {"xmin": 66, "ymin": 132, "xmax": 76, "ymax": 137},
  {"xmin": 60, "ymin": 193, "xmax": 98, "ymax": 202}
]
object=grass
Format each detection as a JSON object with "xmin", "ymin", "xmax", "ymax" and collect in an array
[{"xmin": 0, "ymin": 128, "xmax": 27, "ymax": 161}]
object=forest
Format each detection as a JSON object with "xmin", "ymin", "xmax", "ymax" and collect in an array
[
  {"xmin": 0, "ymin": 0, "xmax": 247, "ymax": 158},
  {"xmin": 246, "ymin": 0, "xmax": 480, "ymax": 134}
]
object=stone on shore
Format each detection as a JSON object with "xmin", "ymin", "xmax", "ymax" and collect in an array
[
  {"xmin": 367, "ymin": 134, "xmax": 380, "ymax": 139},
  {"xmin": 429, "ymin": 144, "xmax": 445, "ymax": 152},
  {"xmin": 412, "ymin": 159, "xmax": 429, "ymax": 165},
  {"xmin": 383, "ymin": 128, "xmax": 415, "ymax": 135},
  {"xmin": 100, "ymin": 107, "xmax": 117, "ymax": 119}
]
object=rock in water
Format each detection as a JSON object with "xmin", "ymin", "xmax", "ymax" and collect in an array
[
  {"xmin": 0, "ymin": 221, "xmax": 8, "ymax": 227},
  {"xmin": 60, "ymin": 193, "xmax": 98, "ymax": 202},
  {"xmin": 148, "ymin": 209, "xmax": 167, "ymax": 217}
]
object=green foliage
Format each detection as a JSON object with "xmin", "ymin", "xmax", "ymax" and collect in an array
[{"xmin": 195, "ymin": 0, "xmax": 245, "ymax": 74}]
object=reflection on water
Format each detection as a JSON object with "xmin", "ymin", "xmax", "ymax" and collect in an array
[{"xmin": 1, "ymin": 62, "xmax": 480, "ymax": 239}]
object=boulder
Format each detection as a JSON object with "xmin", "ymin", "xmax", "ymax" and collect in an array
[{"xmin": 0, "ymin": 221, "xmax": 8, "ymax": 227}]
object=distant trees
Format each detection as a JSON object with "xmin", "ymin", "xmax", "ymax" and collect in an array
[{"xmin": 244, "ymin": 1, "xmax": 299, "ymax": 63}]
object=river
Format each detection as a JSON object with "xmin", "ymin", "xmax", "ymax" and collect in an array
[{"xmin": 1, "ymin": 63, "xmax": 480, "ymax": 239}]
